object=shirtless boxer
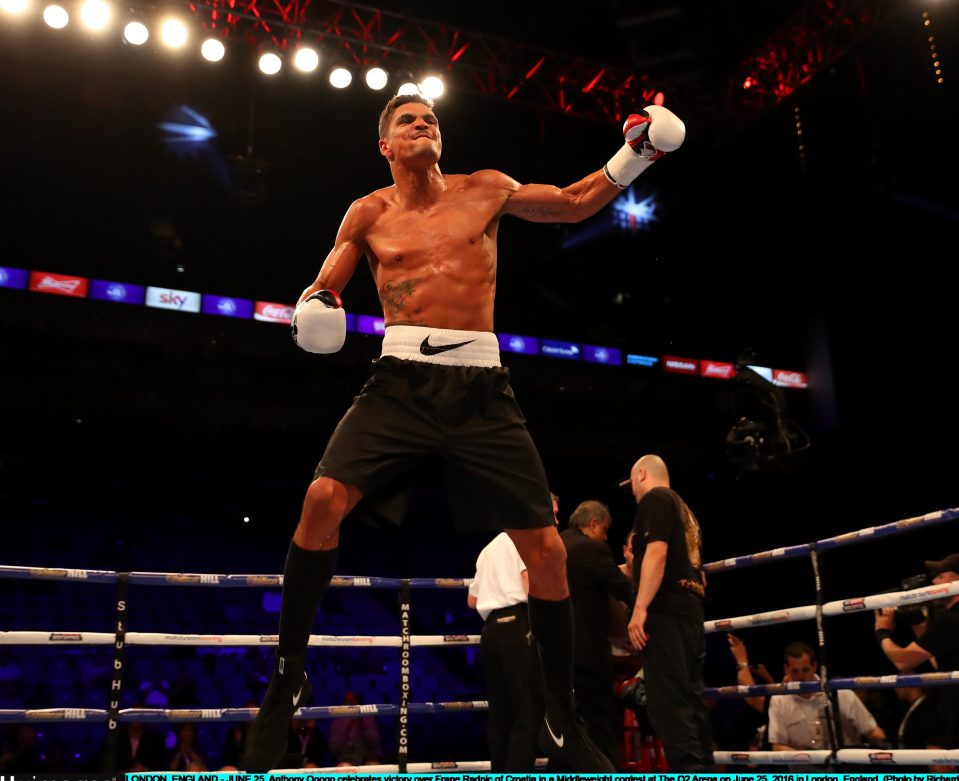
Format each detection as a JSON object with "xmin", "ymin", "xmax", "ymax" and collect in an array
[{"xmin": 242, "ymin": 93, "xmax": 685, "ymax": 772}]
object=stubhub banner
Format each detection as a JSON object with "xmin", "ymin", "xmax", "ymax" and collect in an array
[
  {"xmin": 0, "ymin": 266, "xmax": 29, "ymax": 289},
  {"xmin": 146, "ymin": 286, "xmax": 201, "ymax": 313},
  {"xmin": 90, "ymin": 279, "xmax": 146, "ymax": 305},
  {"xmin": 202, "ymin": 294, "xmax": 253, "ymax": 319}
]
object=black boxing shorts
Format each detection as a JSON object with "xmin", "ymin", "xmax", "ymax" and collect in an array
[{"xmin": 314, "ymin": 326, "xmax": 555, "ymax": 532}]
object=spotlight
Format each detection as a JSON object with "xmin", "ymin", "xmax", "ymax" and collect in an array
[
  {"xmin": 79, "ymin": 0, "xmax": 110, "ymax": 31},
  {"xmin": 293, "ymin": 47, "xmax": 319, "ymax": 73},
  {"xmin": 420, "ymin": 75, "xmax": 444, "ymax": 99},
  {"xmin": 122, "ymin": 20, "xmax": 148, "ymax": 45},
  {"xmin": 42, "ymin": 4, "xmax": 69, "ymax": 27},
  {"xmin": 365, "ymin": 67, "xmax": 388, "ymax": 90},
  {"xmin": 329, "ymin": 67, "xmax": 352, "ymax": 88},
  {"xmin": 258, "ymin": 52, "xmax": 282, "ymax": 75},
  {"xmin": 0, "ymin": 0, "xmax": 28, "ymax": 14},
  {"xmin": 159, "ymin": 18, "xmax": 188, "ymax": 48},
  {"xmin": 200, "ymin": 38, "xmax": 225, "ymax": 62},
  {"xmin": 397, "ymin": 82, "xmax": 420, "ymax": 96}
]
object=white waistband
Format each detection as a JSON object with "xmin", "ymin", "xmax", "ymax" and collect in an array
[{"xmin": 381, "ymin": 325, "xmax": 501, "ymax": 367}]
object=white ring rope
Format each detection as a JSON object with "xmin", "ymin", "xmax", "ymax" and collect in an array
[
  {"xmin": 0, "ymin": 632, "xmax": 479, "ymax": 647},
  {"xmin": 7, "ymin": 579, "xmax": 956, "ymax": 647},
  {"xmin": 0, "ymin": 702, "xmax": 494, "ymax": 724},
  {"xmin": 715, "ymin": 749, "xmax": 959, "ymax": 765},
  {"xmin": 706, "ymin": 670, "xmax": 959, "ymax": 699},
  {"xmin": 705, "ymin": 579, "xmax": 959, "ymax": 633}
]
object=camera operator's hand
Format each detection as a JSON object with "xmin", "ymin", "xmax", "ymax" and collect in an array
[
  {"xmin": 874, "ymin": 607, "xmax": 896, "ymax": 632},
  {"xmin": 753, "ymin": 663, "xmax": 774, "ymax": 685}
]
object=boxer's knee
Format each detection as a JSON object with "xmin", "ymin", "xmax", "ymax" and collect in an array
[
  {"xmin": 295, "ymin": 477, "xmax": 360, "ymax": 549},
  {"xmin": 527, "ymin": 530, "xmax": 566, "ymax": 576},
  {"xmin": 507, "ymin": 527, "xmax": 568, "ymax": 597}
]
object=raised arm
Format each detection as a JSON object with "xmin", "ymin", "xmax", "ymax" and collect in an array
[
  {"xmin": 291, "ymin": 198, "xmax": 372, "ymax": 354},
  {"xmin": 501, "ymin": 170, "xmax": 622, "ymax": 224},
  {"xmin": 501, "ymin": 104, "xmax": 685, "ymax": 224}
]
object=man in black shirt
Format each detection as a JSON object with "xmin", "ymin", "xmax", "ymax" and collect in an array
[
  {"xmin": 561, "ymin": 500, "xmax": 633, "ymax": 766},
  {"xmin": 874, "ymin": 552, "xmax": 959, "ymax": 767},
  {"xmin": 626, "ymin": 454, "xmax": 713, "ymax": 771}
]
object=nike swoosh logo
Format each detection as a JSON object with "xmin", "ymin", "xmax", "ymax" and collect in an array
[
  {"xmin": 544, "ymin": 716, "xmax": 564, "ymax": 748},
  {"xmin": 292, "ymin": 685, "xmax": 305, "ymax": 708},
  {"xmin": 420, "ymin": 336, "xmax": 475, "ymax": 355}
]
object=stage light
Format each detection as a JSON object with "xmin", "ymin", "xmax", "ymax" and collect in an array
[
  {"xmin": 258, "ymin": 52, "xmax": 281, "ymax": 75},
  {"xmin": 201, "ymin": 38, "xmax": 225, "ymax": 62},
  {"xmin": 79, "ymin": 0, "xmax": 110, "ymax": 31},
  {"xmin": 365, "ymin": 67, "xmax": 388, "ymax": 90},
  {"xmin": 293, "ymin": 47, "xmax": 318, "ymax": 72},
  {"xmin": 420, "ymin": 75, "xmax": 444, "ymax": 99},
  {"xmin": 0, "ymin": 0, "xmax": 29, "ymax": 15},
  {"xmin": 43, "ymin": 4, "xmax": 69, "ymax": 27},
  {"xmin": 329, "ymin": 67, "xmax": 352, "ymax": 88},
  {"xmin": 159, "ymin": 18, "xmax": 188, "ymax": 48},
  {"xmin": 397, "ymin": 82, "xmax": 419, "ymax": 96},
  {"xmin": 122, "ymin": 21, "xmax": 148, "ymax": 45}
]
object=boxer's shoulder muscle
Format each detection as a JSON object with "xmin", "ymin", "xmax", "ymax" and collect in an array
[{"xmin": 465, "ymin": 169, "xmax": 518, "ymax": 195}]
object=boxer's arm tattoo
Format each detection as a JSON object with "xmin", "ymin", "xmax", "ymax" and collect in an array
[{"xmin": 381, "ymin": 278, "xmax": 421, "ymax": 319}]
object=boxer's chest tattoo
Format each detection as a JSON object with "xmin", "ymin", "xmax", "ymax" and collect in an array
[{"xmin": 381, "ymin": 278, "xmax": 421, "ymax": 315}]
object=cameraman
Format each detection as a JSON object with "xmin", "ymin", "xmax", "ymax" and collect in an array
[{"xmin": 874, "ymin": 553, "xmax": 959, "ymax": 758}]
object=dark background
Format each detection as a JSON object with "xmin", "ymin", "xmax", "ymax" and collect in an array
[{"xmin": 1, "ymin": 0, "xmax": 957, "ymax": 768}]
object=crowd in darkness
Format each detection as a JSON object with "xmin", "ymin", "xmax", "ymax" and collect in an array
[{"xmin": 2, "ymin": 504, "xmax": 956, "ymax": 772}]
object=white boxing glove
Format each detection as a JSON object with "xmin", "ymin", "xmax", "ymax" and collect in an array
[
  {"xmin": 603, "ymin": 104, "xmax": 686, "ymax": 189},
  {"xmin": 292, "ymin": 290, "xmax": 346, "ymax": 354}
]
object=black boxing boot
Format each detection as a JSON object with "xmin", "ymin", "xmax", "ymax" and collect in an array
[
  {"xmin": 528, "ymin": 595, "xmax": 615, "ymax": 772},
  {"xmin": 241, "ymin": 654, "xmax": 311, "ymax": 772}
]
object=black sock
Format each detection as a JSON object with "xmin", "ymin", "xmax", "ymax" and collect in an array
[
  {"xmin": 527, "ymin": 595, "xmax": 574, "ymax": 707},
  {"xmin": 277, "ymin": 542, "xmax": 338, "ymax": 659}
]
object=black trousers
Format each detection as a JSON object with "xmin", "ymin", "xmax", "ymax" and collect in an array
[
  {"xmin": 643, "ymin": 611, "xmax": 714, "ymax": 771},
  {"xmin": 480, "ymin": 604, "xmax": 543, "ymax": 771},
  {"xmin": 573, "ymin": 666, "xmax": 621, "ymax": 767}
]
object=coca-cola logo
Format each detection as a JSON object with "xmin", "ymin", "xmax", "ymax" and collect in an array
[{"xmin": 255, "ymin": 302, "xmax": 294, "ymax": 323}]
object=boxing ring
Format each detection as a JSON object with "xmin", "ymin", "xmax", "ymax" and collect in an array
[{"xmin": 2, "ymin": 505, "xmax": 958, "ymax": 772}]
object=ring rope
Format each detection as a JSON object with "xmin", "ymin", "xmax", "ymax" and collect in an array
[
  {"xmin": 0, "ymin": 632, "xmax": 480, "ymax": 646},
  {"xmin": 704, "ymin": 579, "xmax": 959, "ymax": 633},
  {"xmin": 1, "ymin": 506, "xmax": 954, "ymax": 585},
  {"xmin": 0, "ymin": 701, "xmax": 494, "ymax": 724},
  {"xmin": 2, "ymin": 504, "xmax": 956, "ymax": 767},
  {"xmin": 0, "ymin": 566, "xmax": 472, "ymax": 589},
  {"xmin": 705, "ymin": 670, "xmax": 959, "ymax": 699},
  {"xmin": 715, "ymin": 749, "xmax": 959, "ymax": 765},
  {"xmin": 703, "ymin": 506, "xmax": 959, "ymax": 573}
]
